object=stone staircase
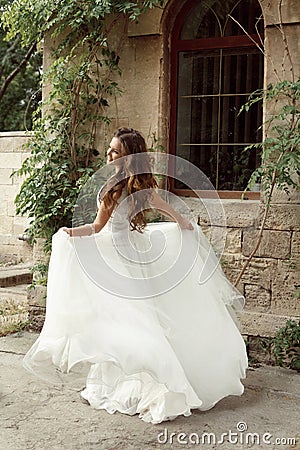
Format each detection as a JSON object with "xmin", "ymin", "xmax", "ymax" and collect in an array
[{"xmin": 0, "ymin": 263, "xmax": 33, "ymax": 336}]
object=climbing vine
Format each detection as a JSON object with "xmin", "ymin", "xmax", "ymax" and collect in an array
[
  {"xmin": 232, "ymin": 0, "xmax": 300, "ymax": 286},
  {"xmin": 234, "ymin": 79, "xmax": 300, "ymax": 286},
  {"xmin": 2, "ymin": 0, "xmax": 163, "ymax": 251}
]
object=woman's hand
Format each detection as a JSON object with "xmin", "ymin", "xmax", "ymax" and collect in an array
[
  {"xmin": 59, "ymin": 227, "xmax": 70, "ymax": 235},
  {"xmin": 60, "ymin": 225, "xmax": 95, "ymax": 237}
]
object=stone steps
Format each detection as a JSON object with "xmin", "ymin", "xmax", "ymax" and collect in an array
[
  {"xmin": 0, "ymin": 283, "xmax": 29, "ymax": 303},
  {"xmin": 0, "ymin": 263, "xmax": 33, "ymax": 335},
  {"xmin": 0, "ymin": 263, "xmax": 33, "ymax": 287}
]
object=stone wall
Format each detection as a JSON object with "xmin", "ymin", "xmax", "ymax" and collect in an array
[
  {"xmin": 170, "ymin": 197, "xmax": 300, "ymax": 344},
  {"xmin": 0, "ymin": 132, "xmax": 33, "ymax": 264}
]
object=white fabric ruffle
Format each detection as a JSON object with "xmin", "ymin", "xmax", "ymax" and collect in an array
[{"xmin": 23, "ymin": 219, "xmax": 247, "ymax": 424}]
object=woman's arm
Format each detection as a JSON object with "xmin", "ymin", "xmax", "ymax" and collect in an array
[
  {"xmin": 64, "ymin": 200, "xmax": 115, "ymax": 237},
  {"xmin": 149, "ymin": 190, "xmax": 193, "ymax": 230}
]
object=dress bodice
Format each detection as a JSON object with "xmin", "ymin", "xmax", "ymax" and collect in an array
[{"xmin": 97, "ymin": 188, "xmax": 130, "ymax": 233}]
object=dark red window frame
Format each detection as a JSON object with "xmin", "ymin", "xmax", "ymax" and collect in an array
[{"xmin": 169, "ymin": 0, "xmax": 262, "ymax": 200}]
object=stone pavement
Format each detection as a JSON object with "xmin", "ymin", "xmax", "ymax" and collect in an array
[{"xmin": 1, "ymin": 332, "xmax": 299, "ymax": 450}]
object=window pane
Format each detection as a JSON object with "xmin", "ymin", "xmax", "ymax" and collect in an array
[
  {"xmin": 175, "ymin": 144, "xmax": 260, "ymax": 191},
  {"xmin": 180, "ymin": 0, "xmax": 263, "ymax": 40},
  {"xmin": 175, "ymin": 46, "xmax": 263, "ymax": 190},
  {"xmin": 221, "ymin": 48, "xmax": 264, "ymax": 94},
  {"xmin": 178, "ymin": 50, "xmax": 221, "ymax": 96},
  {"xmin": 176, "ymin": 96, "xmax": 219, "ymax": 144},
  {"xmin": 220, "ymin": 96, "xmax": 262, "ymax": 145},
  {"xmin": 217, "ymin": 144, "xmax": 260, "ymax": 190},
  {"xmin": 175, "ymin": 145, "xmax": 217, "ymax": 190}
]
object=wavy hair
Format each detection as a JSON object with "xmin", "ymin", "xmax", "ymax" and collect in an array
[{"xmin": 101, "ymin": 128, "xmax": 157, "ymax": 232}]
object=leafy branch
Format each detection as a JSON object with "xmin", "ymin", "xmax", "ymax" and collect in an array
[
  {"xmin": 1, "ymin": 0, "xmax": 163, "ymax": 257},
  {"xmin": 0, "ymin": 40, "xmax": 37, "ymax": 101},
  {"xmin": 234, "ymin": 79, "xmax": 300, "ymax": 286}
]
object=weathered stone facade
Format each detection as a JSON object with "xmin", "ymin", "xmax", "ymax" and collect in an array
[{"xmin": 0, "ymin": 132, "xmax": 32, "ymax": 264}]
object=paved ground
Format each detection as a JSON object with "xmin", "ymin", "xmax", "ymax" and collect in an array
[{"xmin": 1, "ymin": 332, "xmax": 299, "ymax": 450}]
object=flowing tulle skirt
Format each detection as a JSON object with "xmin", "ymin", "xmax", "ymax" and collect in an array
[{"xmin": 23, "ymin": 221, "xmax": 247, "ymax": 424}]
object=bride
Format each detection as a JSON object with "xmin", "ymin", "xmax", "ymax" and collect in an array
[{"xmin": 23, "ymin": 127, "xmax": 248, "ymax": 424}]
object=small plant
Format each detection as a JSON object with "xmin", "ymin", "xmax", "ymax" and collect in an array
[
  {"xmin": 220, "ymin": 257, "xmax": 228, "ymax": 267},
  {"xmin": 270, "ymin": 320, "xmax": 300, "ymax": 372},
  {"xmin": 0, "ymin": 319, "xmax": 29, "ymax": 337},
  {"xmin": 0, "ymin": 298, "xmax": 29, "ymax": 336},
  {"xmin": 30, "ymin": 262, "xmax": 49, "ymax": 286}
]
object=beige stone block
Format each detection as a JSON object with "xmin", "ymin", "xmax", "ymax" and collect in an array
[
  {"xmin": 270, "ymin": 184, "xmax": 300, "ymax": 204},
  {"xmin": 0, "ymin": 152, "xmax": 22, "ymax": 169},
  {"xmin": 0, "ymin": 137, "xmax": 14, "ymax": 153},
  {"xmin": 0, "ymin": 241, "xmax": 32, "ymax": 263},
  {"xmin": 0, "ymin": 236, "xmax": 32, "ymax": 262},
  {"xmin": 7, "ymin": 201, "xmax": 17, "ymax": 217},
  {"xmin": 0, "ymin": 184, "xmax": 20, "ymax": 202},
  {"xmin": 13, "ymin": 216, "xmax": 31, "ymax": 234},
  {"xmin": 262, "ymin": 0, "xmax": 300, "ymax": 25},
  {"xmin": 221, "ymin": 252, "xmax": 248, "ymax": 287},
  {"xmin": 0, "ymin": 131, "xmax": 28, "ymax": 138},
  {"xmin": 223, "ymin": 254, "xmax": 276, "ymax": 290},
  {"xmin": 238, "ymin": 310, "xmax": 300, "ymax": 337},
  {"xmin": 134, "ymin": 37, "xmax": 161, "ymax": 75},
  {"xmin": 0, "ymin": 244, "xmax": 14, "ymax": 259},
  {"xmin": 128, "ymin": 7, "xmax": 163, "ymax": 36},
  {"xmin": 12, "ymin": 136, "xmax": 30, "ymax": 152},
  {"xmin": 184, "ymin": 198, "xmax": 260, "ymax": 229},
  {"xmin": 0, "ymin": 168, "xmax": 13, "ymax": 185},
  {"xmin": 0, "ymin": 235, "xmax": 32, "ymax": 259},
  {"xmin": 219, "ymin": 200, "xmax": 260, "ymax": 229},
  {"xmin": 271, "ymin": 260, "xmax": 300, "ymax": 315},
  {"xmin": 0, "ymin": 216, "xmax": 14, "ymax": 234},
  {"xmin": 242, "ymin": 229, "xmax": 291, "ymax": 258},
  {"xmin": 291, "ymin": 232, "xmax": 300, "ymax": 261},
  {"xmin": 225, "ymin": 228, "xmax": 242, "ymax": 253},
  {"xmin": 263, "ymin": 204, "xmax": 300, "ymax": 231},
  {"xmin": 7, "ymin": 243, "xmax": 31, "ymax": 263},
  {"xmin": 244, "ymin": 284, "xmax": 271, "ymax": 312},
  {"xmin": 265, "ymin": 25, "xmax": 300, "ymax": 84},
  {"xmin": 0, "ymin": 235, "xmax": 15, "ymax": 245},
  {"xmin": 110, "ymin": 35, "xmax": 162, "ymax": 133},
  {"xmin": 0, "ymin": 200, "xmax": 7, "ymax": 216}
]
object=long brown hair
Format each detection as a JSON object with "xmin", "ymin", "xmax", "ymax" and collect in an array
[{"xmin": 101, "ymin": 128, "xmax": 157, "ymax": 232}]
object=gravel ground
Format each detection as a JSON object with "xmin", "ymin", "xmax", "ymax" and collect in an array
[{"xmin": 1, "ymin": 332, "xmax": 299, "ymax": 450}]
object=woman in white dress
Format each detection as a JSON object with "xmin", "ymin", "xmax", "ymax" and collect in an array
[{"xmin": 23, "ymin": 127, "xmax": 248, "ymax": 424}]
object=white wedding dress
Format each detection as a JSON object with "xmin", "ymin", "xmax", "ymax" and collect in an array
[{"xmin": 23, "ymin": 191, "xmax": 248, "ymax": 424}]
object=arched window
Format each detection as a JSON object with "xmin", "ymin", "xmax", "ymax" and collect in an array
[{"xmin": 170, "ymin": 0, "xmax": 264, "ymax": 198}]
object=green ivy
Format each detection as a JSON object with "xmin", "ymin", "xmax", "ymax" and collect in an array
[
  {"xmin": 270, "ymin": 320, "xmax": 300, "ymax": 372},
  {"xmin": 2, "ymin": 0, "xmax": 163, "ymax": 257}
]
